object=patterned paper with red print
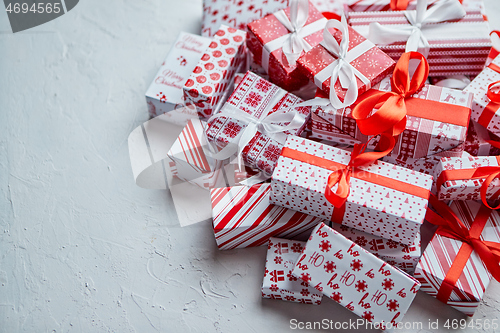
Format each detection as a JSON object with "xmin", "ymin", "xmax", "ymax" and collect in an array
[
  {"xmin": 292, "ymin": 223, "xmax": 420, "ymax": 327},
  {"xmin": 464, "ymin": 121, "xmax": 500, "ymax": 157},
  {"xmin": 183, "ymin": 25, "xmax": 246, "ymax": 118},
  {"xmin": 262, "ymin": 238, "xmax": 323, "ymax": 304}
]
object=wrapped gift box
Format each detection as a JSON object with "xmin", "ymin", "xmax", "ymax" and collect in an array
[
  {"xmin": 347, "ymin": 9, "xmax": 492, "ymax": 77},
  {"xmin": 292, "ymin": 223, "xmax": 420, "ymax": 327},
  {"xmin": 211, "ymin": 183, "xmax": 323, "ymax": 250},
  {"xmin": 146, "ymin": 32, "xmax": 212, "ymax": 119},
  {"xmin": 296, "ymin": 22, "xmax": 395, "ymax": 103},
  {"xmin": 167, "ymin": 119, "xmax": 223, "ymax": 189},
  {"xmin": 262, "ymin": 238, "xmax": 323, "ymax": 304},
  {"xmin": 464, "ymin": 55, "xmax": 500, "ymax": 136},
  {"xmin": 270, "ymin": 136, "xmax": 433, "ymax": 245},
  {"xmin": 331, "ymin": 224, "xmax": 421, "ymax": 274},
  {"xmin": 206, "ymin": 71, "xmax": 311, "ymax": 176},
  {"xmin": 183, "ymin": 25, "xmax": 246, "ymax": 118},
  {"xmin": 414, "ymin": 200, "xmax": 500, "ymax": 316},
  {"xmin": 345, "ymin": 0, "xmax": 485, "ymax": 12},
  {"xmin": 201, "ymin": 0, "xmax": 289, "ymax": 37},
  {"xmin": 312, "ymin": 79, "xmax": 472, "ymax": 159},
  {"xmin": 435, "ymin": 154, "xmax": 500, "ymax": 201},
  {"xmin": 464, "ymin": 121, "xmax": 500, "ymax": 156},
  {"xmin": 247, "ymin": 1, "xmax": 327, "ymax": 91}
]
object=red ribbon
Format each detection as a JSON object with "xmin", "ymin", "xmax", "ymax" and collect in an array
[
  {"xmin": 477, "ymin": 63, "xmax": 500, "ymax": 130},
  {"xmin": 390, "ymin": 0, "xmax": 410, "ymax": 10},
  {"xmin": 436, "ymin": 156, "xmax": 500, "ymax": 209},
  {"xmin": 425, "ymin": 195, "xmax": 500, "ymax": 304}
]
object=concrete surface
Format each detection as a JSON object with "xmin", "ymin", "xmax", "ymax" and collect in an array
[{"xmin": 1, "ymin": 0, "xmax": 500, "ymax": 332}]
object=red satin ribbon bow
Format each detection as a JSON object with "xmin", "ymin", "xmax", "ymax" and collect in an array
[
  {"xmin": 390, "ymin": 0, "xmax": 410, "ymax": 10},
  {"xmin": 487, "ymin": 80, "xmax": 500, "ymax": 104},
  {"xmin": 436, "ymin": 157, "xmax": 500, "ymax": 209},
  {"xmin": 351, "ymin": 52, "xmax": 429, "ymax": 139},
  {"xmin": 325, "ymin": 134, "xmax": 395, "ymax": 208},
  {"xmin": 425, "ymin": 195, "xmax": 500, "ymax": 303}
]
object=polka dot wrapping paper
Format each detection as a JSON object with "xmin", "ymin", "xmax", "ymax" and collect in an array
[
  {"xmin": 183, "ymin": 25, "xmax": 246, "ymax": 119},
  {"xmin": 269, "ymin": 136, "xmax": 433, "ymax": 245},
  {"xmin": 292, "ymin": 222, "xmax": 420, "ymax": 328}
]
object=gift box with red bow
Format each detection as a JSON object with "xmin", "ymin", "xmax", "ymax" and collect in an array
[
  {"xmin": 414, "ymin": 199, "xmax": 500, "ymax": 316},
  {"xmin": 262, "ymin": 238, "xmax": 323, "ymax": 304},
  {"xmin": 247, "ymin": 1, "xmax": 328, "ymax": 91},
  {"xmin": 292, "ymin": 223, "xmax": 420, "ymax": 327},
  {"xmin": 344, "ymin": 0, "xmax": 484, "ymax": 12},
  {"xmin": 435, "ymin": 154, "xmax": 500, "ymax": 203},
  {"xmin": 206, "ymin": 71, "xmax": 311, "ymax": 176},
  {"xmin": 464, "ymin": 121, "xmax": 500, "ymax": 157},
  {"xmin": 347, "ymin": 0, "xmax": 492, "ymax": 77},
  {"xmin": 296, "ymin": 17, "xmax": 395, "ymax": 109},
  {"xmin": 183, "ymin": 25, "xmax": 246, "ymax": 118},
  {"xmin": 464, "ymin": 55, "xmax": 500, "ymax": 136},
  {"xmin": 313, "ymin": 53, "xmax": 472, "ymax": 160},
  {"xmin": 211, "ymin": 183, "xmax": 323, "ymax": 250},
  {"xmin": 269, "ymin": 135, "xmax": 433, "ymax": 245},
  {"xmin": 331, "ymin": 224, "xmax": 421, "ymax": 274}
]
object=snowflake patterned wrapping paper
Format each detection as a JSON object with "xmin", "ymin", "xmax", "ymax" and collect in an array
[
  {"xmin": 183, "ymin": 25, "xmax": 246, "ymax": 119},
  {"xmin": 292, "ymin": 223, "xmax": 420, "ymax": 327},
  {"xmin": 296, "ymin": 21, "xmax": 395, "ymax": 104},
  {"xmin": 262, "ymin": 238, "xmax": 323, "ymax": 304},
  {"xmin": 211, "ymin": 183, "xmax": 323, "ymax": 250},
  {"xmin": 247, "ymin": 1, "xmax": 328, "ymax": 91},
  {"xmin": 414, "ymin": 200, "xmax": 500, "ymax": 316},
  {"xmin": 206, "ymin": 71, "xmax": 311, "ymax": 176},
  {"xmin": 347, "ymin": 9, "xmax": 492, "ymax": 77},
  {"xmin": 311, "ymin": 81, "xmax": 472, "ymax": 159},
  {"xmin": 464, "ymin": 55, "xmax": 500, "ymax": 136},
  {"xmin": 330, "ymin": 224, "xmax": 421, "ymax": 275},
  {"xmin": 435, "ymin": 154, "xmax": 500, "ymax": 202},
  {"xmin": 464, "ymin": 121, "xmax": 500, "ymax": 157},
  {"xmin": 146, "ymin": 32, "xmax": 212, "ymax": 119},
  {"xmin": 269, "ymin": 136, "xmax": 433, "ymax": 245},
  {"xmin": 167, "ymin": 118, "xmax": 223, "ymax": 190}
]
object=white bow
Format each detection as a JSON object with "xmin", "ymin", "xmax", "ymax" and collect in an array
[{"xmin": 368, "ymin": 0, "xmax": 466, "ymax": 57}]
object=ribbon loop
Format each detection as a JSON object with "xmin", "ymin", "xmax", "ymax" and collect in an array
[{"xmin": 487, "ymin": 80, "xmax": 500, "ymax": 104}]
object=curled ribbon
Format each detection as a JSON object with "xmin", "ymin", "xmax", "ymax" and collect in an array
[
  {"xmin": 425, "ymin": 195, "xmax": 500, "ymax": 303},
  {"xmin": 325, "ymin": 133, "xmax": 396, "ymax": 208},
  {"xmin": 351, "ymin": 52, "xmax": 428, "ymax": 137},
  {"xmin": 436, "ymin": 157, "xmax": 500, "ymax": 209},
  {"xmin": 487, "ymin": 80, "xmax": 500, "ymax": 104},
  {"xmin": 369, "ymin": 0, "xmax": 466, "ymax": 57}
]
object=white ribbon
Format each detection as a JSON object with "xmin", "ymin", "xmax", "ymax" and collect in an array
[
  {"xmin": 368, "ymin": 0, "xmax": 466, "ymax": 57},
  {"xmin": 262, "ymin": 0, "xmax": 327, "ymax": 72},
  {"xmin": 314, "ymin": 16, "xmax": 373, "ymax": 109}
]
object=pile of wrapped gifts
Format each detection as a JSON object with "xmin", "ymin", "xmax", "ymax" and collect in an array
[{"xmin": 134, "ymin": 0, "xmax": 500, "ymax": 329}]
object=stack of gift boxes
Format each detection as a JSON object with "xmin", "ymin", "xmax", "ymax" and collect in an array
[{"xmin": 139, "ymin": 0, "xmax": 500, "ymax": 327}]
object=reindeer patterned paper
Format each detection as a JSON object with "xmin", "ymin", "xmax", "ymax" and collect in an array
[
  {"xmin": 414, "ymin": 201, "xmax": 500, "ymax": 316},
  {"xmin": 292, "ymin": 223, "xmax": 420, "ymax": 327},
  {"xmin": 146, "ymin": 32, "xmax": 212, "ymax": 118},
  {"xmin": 270, "ymin": 136, "xmax": 433, "ymax": 245},
  {"xmin": 247, "ymin": 1, "xmax": 327, "ymax": 91},
  {"xmin": 313, "ymin": 83, "xmax": 472, "ymax": 159},
  {"xmin": 435, "ymin": 154, "xmax": 500, "ymax": 201},
  {"xmin": 262, "ymin": 238, "xmax": 323, "ymax": 304},
  {"xmin": 206, "ymin": 71, "xmax": 311, "ymax": 175},
  {"xmin": 183, "ymin": 25, "xmax": 246, "ymax": 118},
  {"xmin": 464, "ymin": 55, "xmax": 500, "ymax": 135},
  {"xmin": 330, "ymin": 224, "xmax": 421, "ymax": 274},
  {"xmin": 464, "ymin": 121, "xmax": 500, "ymax": 157}
]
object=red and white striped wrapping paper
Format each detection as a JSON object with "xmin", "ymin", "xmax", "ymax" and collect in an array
[
  {"xmin": 414, "ymin": 200, "xmax": 500, "ymax": 316},
  {"xmin": 292, "ymin": 223, "xmax": 420, "ymax": 327},
  {"xmin": 206, "ymin": 71, "xmax": 311, "ymax": 176},
  {"xmin": 211, "ymin": 183, "xmax": 323, "ymax": 250},
  {"xmin": 347, "ymin": 10, "xmax": 492, "ymax": 77},
  {"xmin": 464, "ymin": 121, "xmax": 500, "ymax": 157},
  {"xmin": 183, "ymin": 25, "xmax": 246, "ymax": 118},
  {"xmin": 270, "ymin": 136, "xmax": 433, "ymax": 245},
  {"xmin": 344, "ymin": 0, "xmax": 485, "ymax": 13},
  {"xmin": 167, "ymin": 119, "xmax": 223, "ymax": 190},
  {"xmin": 262, "ymin": 238, "xmax": 323, "ymax": 304},
  {"xmin": 464, "ymin": 55, "xmax": 500, "ymax": 136},
  {"xmin": 331, "ymin": 224, "xmax": 421, "ymax": 275},
  {"xmin": 435, "ymin": 154, "xmax": 500, "ymax": 201},
  {"xmin": 311, "ymin": 80, "xmax": 472, "ymax": 159}
]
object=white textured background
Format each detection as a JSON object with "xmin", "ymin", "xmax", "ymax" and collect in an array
[{"xmin": 1, "ymin": 1, "xmax": 500, "ymax": 332}]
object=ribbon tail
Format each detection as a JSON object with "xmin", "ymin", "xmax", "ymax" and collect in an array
[{"xmin": 368, "ymin": 23, "xmax": 413, "ymax": 45}]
